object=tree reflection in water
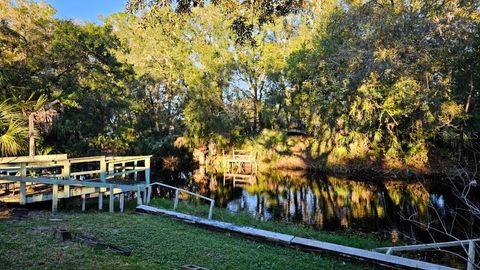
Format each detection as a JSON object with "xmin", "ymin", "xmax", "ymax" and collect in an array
[{"xmin": 188, "ymin": 169, "xmax": 462, "ymax": 243}]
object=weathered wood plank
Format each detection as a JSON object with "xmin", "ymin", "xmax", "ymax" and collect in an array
[
  {"xmin": 0, "ymin": 154, "xmax": 68, "ymax": 164},
  {"xmin": 136, "ymin": 205, "xmax": 456, "ymax": 270}
]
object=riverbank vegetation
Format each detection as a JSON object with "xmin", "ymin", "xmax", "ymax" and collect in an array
[{"xmin": 1, "ymin": 0, "xmax": 479, "ymax": 174}]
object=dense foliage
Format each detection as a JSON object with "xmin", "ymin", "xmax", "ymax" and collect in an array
[{"xmin": 1, "ymin": 0, "xmax": 479, "ymax": 171}]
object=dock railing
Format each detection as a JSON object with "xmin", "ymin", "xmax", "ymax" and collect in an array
[
  {"xmin": 373, "ymin": 239, "xmax": 480, "ymax": 270},
  {"xmin": 0, "ymin": 154, "xmax": 152, "ymax": 213},
  {"xmin": 145, "ymin": 182, "xmax": 215, "ymax": 220}
]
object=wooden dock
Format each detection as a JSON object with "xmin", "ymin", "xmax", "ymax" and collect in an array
[
  {"xmin": 223, "ymin": 149, "xmax": 257, "ymax": 186},
  {"xmin": 0, "ymin": 154, "xmax": 151, "ymax": 213},
  {"xmin": 137, "ymin": 205, "xmax": 456, "ymax": 270}
]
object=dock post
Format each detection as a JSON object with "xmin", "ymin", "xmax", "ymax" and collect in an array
[
  {"xmin": 208, "ymin": 200, "xmax": 214, "ymax": 220},
  {"xmin": 134, "ymin": 161, "xmax": 138, "ymax": 181},
  {"xmin": 121, "ymin": 162, "xmax": 125, "ymax": 179},
  {"xmin": 109, "ymin": 185, "xmax": 114, "ymax": 213},
  {"xmin": 120, "ymin": 193, "xmax": 125, "ymax": 213},
  {"xmin": 19, "ymin": 163, "xmax": 27, "ymax": 205},
  {"xmin": 62, "ymin": 161, "xmax": 70, "ymax": 197},
  {"xmin": 98, "ymin": 190, "xmax": 103, "ymax": 210},
  {"xmin": 145, "ymin": 157, "xmax": 151, "ymax": 185},
  {"xmin": 81, "ymin": 194, "xmax": 86, "ymax": 211},
  {"xmin": 136, "ymin": 185, "xmax": 142, "ymax": 205},
  {"xmin": 52, "ymin": 184, "xmax": 58, "ymax": 214},
  {"xmin": 146, "ymin": 186, "xmax": 152, "ymax": 205},
  {"xmin": 100, "ymin": 157, "xmax": 107, "ymax": 183},
  {"xmin": 173, "ymin": 189, "xmax": 180, "ymax": 210}
]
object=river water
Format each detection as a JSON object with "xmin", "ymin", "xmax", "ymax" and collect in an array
[{"xmin": 170, "ymin": 169, "xmax": 478, "ymax": 244}]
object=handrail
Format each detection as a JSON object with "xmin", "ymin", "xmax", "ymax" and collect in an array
[
  {"xmin": 145, "ymin": 182, "xmax": 215, "ymax": 220},
  {"xmin": 374, "ymin": 239, "xmax": 480, "ymax": 270}
]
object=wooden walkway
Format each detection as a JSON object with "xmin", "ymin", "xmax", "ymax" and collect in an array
[
  {"xmin": 223, "ymin": 149, "xmax": 257, "ymax": 186},
  {"xmin": 0, "ymin": 154, "xmax": 151, "ymax": 213},
  {"xmin": 137, "ymin": 205, "xmax": 455, "ymax": 270}
]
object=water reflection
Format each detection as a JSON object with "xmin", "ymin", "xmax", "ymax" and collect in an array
[{"xmin": 189, "ymin": 169, "xmax": 452, "ymax": 242}]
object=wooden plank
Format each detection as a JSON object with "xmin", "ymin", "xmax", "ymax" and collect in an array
[
  {"xmin": 0, "ymin": 154, "xmax": 68, "ymax": 164},
  {"xmin": 107, "ymin": 169, "xmax": 146, "ymax": 177},
  {"xmin": 292, "ymin": 237, "xmax": 455, "ymax": 270},
  {"xmin": 137, "ymin": 205, "xmax": 455, "ymax": 270},
  {"xmin": 68, "ymin": 156, "xmax": 105, "ymax": 164},
  {"xmin": 70, "ymin": 170, "xmax": 102, "ymax": 177}
]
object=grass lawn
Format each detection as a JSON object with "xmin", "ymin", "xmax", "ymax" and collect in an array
[{"xmin": 0, "ymin": 207, "xmax": 380, "ymax": 269}]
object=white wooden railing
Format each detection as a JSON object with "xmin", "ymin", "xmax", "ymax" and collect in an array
[
  {"xmin": 374, "ymin": 239, "xmax": 480, "ymax": 270},
  {"xmin": 145, "ymin": 182, "xmax": 215, "ymax": 220}
]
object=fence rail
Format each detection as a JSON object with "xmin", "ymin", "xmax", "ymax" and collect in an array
[
  {"xmin": 374, "ymin": 239, "xmax": 480, "ymax": 270},
  {"xmin": 145, "ymin": 182, "xmax": 215, "ymax": 220}
]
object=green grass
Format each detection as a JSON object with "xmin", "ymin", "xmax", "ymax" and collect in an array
[
  {"xmin": 149, "ymin": 197, "xmax": 388, "ymax": 250},
  {"xmin": 0, "ymin": 210, "xmax": 379, "ymax": 270}
]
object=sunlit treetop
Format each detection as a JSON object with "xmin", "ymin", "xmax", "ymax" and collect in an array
[{"xmin": 125, "ymin": 0, "xmax": 307, "ymax": 45}]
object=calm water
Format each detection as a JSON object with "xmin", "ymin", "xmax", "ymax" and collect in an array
[{"xmin": 167, "ymin": 168, "xmax": 478, "ymax": 244}]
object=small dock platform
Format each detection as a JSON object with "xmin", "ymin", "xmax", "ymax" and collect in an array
[
  {"xmin": 223, "ymin": 149, "xmax": 256, "ymax": 186},
  {"xmin": 0, "ymin": 154, "xmax": 151, "ymax": 213}
]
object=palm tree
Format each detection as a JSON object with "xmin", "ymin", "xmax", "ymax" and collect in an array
[{"xmin": 0, "ymin": 101, "xmax": 29, "ymax": 156}]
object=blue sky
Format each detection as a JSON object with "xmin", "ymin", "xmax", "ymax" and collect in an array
[{"xmin": 43, "ymin": 0, "xmax": 128, "ymax": 24}]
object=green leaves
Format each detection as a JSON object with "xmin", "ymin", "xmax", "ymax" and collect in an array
[{"xmin": 0, "ymin": 102, "xmax": 28, "ymax": 156}]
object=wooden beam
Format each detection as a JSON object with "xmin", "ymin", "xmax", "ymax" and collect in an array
[{"xmin": 0, "ymin": 154, "xmax": 68, "ymax": 164}]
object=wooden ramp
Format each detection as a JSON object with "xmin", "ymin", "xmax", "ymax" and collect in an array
[{"xmin": 136, "ymin": 205, "xmax": 455, "ymax": 270}]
